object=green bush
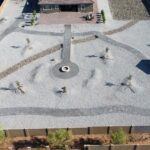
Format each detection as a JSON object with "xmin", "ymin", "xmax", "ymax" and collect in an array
[
  {"xmin": 110, "ymin": 128, "xmax": 127, "ymax": 144},
  {"xmin": 32, "ymin": 10, "xmax": 36, "ymax": 17},
  {"xmin": 47, "ymin": 129, "xmax": 72, "ymax": 149},
  {"xmin": 101, "ymin": 10, "xmax": 106, "ymax": 23},
  {"xmin": 31, "ymin": 10, "xmax": 37, "ymax": 26},
  {"xmin": 0, "ymin": 127, "xmax": 5, "ymax": 142}
]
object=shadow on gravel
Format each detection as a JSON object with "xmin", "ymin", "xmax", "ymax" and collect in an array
[
  {"xmin": 142, "ymin": 0, "xmax": 150, "ymax": 15},
  {"xmin": 136, "ymin": 60, "xmax": 150, "ymax": 75},
  {"xmin": 0, "ymin": 0, "xmax": 3, "ymax": 6},
  {"xmin": 22, "ymin": 0, "xmax": 40, "ymax": 13}
]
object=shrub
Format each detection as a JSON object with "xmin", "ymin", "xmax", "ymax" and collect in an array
[
  {"xmin": 47, "ymin": 129, "xmax": 72, "ymax": 149},
  {"xmin": 101, "ymin": 10, "xmax": 106, "ymax": 23},
  {"xmin": 110, "ymin": 128, "xmax": 127, "ymax": 144},
  {"xmin": 0, "ymin": 128, "xmax": 5, "ymax": 144},
  {"xmin": 32, "ymin": 10, "xmax": 36, "ymax": 17}
]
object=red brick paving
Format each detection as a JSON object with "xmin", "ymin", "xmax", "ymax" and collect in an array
[{"xmin": 39, "ymin": 0, "xmax": 98, "ymax": 24}]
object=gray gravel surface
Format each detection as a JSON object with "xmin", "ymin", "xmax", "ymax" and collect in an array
[{"xmin": 108, "ymin": 0, "xmax": 150, "ymax": 20}]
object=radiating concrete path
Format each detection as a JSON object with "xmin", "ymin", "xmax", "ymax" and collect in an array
[
  {"xmin": 53, "ymin": 25, "xmax": 79, "ymax": 79},
  {"xmin": 103, "ymin": 20, "xmax": 138, "ymax": 35},
  {"xmin": 0, "ymin": 30, "xmax": 147, "ymax": 81},
  {"xmin": 0, "ymin": 25, "xmax": 149, "ymax": 118},
  {"xmin": 0, "ymin": 19, "xmax": 21, "ymax": 41},
  {"xmin": 0, "ymin": 45, "xmax": 61, "ymax": 80},
  {"xmin": 0, "ymin": 105, "xmax": 150, "ymax": 117}
]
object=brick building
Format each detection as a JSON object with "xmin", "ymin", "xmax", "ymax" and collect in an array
[{"xmin": 38, "ymin": 0, "xmax": 94, "ymax": 13}]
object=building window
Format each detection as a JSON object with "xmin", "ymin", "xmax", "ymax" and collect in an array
[
  {"xmin": 43, "ymin": 5, "xmax": 50, "ymax": 10},
  {"xmin": 55, "ymin": 5, "xmax": 59, "ymax": 9},
  {"xmin": 81, "ymin": 4, "xmax": 85, "ymax": 11}
]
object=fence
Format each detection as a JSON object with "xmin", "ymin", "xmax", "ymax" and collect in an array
[
  {"xmin": 4, "ymin": 126, "xmax": 150, "ymax": 138},
  {"xmin": 0, "ymin": 0, "xmax": 9, "ymax": 14},
  {"xmin": 1, "ymin": 126, "xmax": 150, "ymax": 150},
  {"xmin": 85, "ymin": 144, "xmax": 150, "ymax": 150},
  {"xmin": 1, "ymin": 144, "xmax": 150, "ymax": 150}
]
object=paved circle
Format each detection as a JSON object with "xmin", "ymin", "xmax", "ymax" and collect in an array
[{"xmin": 52, "ymin": 61, "xmax": 79, "ymax": 79}]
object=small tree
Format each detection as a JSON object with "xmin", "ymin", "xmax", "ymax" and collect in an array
[
  {"xmin": 101, "ymin": 10, "xmax": 106, "ymax": 23},
  {"xmin": 47, "ymin": 129, "xmax": 72, "ymax": 149},
  {"xmin": 110, "ymin": 128, "xmax": 127, "ymax": 144},
  {"xmin": 26, "ymin": 38, "xmax": 30, "ymax": 46},
  {"xmin": 31, "ymin": 10, "xmax": 37, "ymax": 26},
  {"xmin": 0, "ymin": 128, "xmax": 5, "ymax": 144},
  {"xmin": 32, "ymin": 10, "xmax": 37, "ymax": 18}
]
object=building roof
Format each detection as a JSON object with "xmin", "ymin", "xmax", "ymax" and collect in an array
[{"xmin": 38, "ymin": 0, "xmax": 94, "ymax": 5}]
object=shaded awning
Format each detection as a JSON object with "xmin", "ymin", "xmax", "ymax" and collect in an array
[{"xmin": 38, "ymin": 0, "xmax": 94, "ymax": 5}]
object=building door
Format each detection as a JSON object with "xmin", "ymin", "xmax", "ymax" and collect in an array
[{"xmin": 59, "ymin": 5, "xmax": 78, "ymax": 12}]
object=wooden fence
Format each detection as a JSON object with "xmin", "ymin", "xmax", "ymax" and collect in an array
[
  {"xmin": 85, "ymin": 144, "xmax": 150, "ymax": 150},
  {"xmin": 4, "ymin": 126, "xmax": 150, "ymax": 138},
  {"xmin": 1, "ymin": 144, "xmax": 150, "ymax": 150},
  {"xmin": 1, "ymin": 126, "xmax": 150, "ymax": 149}
]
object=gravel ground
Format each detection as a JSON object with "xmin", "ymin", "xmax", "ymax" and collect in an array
[{"xmin": 108, "ymin": 0, "xmax": 150, "ymax": 20}]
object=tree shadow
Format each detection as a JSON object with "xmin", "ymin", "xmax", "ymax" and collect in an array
[
  {"xmin": 73, "ymin": 138, "xmax": 102, "ymax": 150},
  {"xmin": 0, "ymin": 0, "xmax": 3, "ymax": 6},
  {"xmin": 0, "ymin": 83, "xmax": 16, "ymax": 93},
  {"xmin": 142, "ymin": 0, "xmax": 150, "ymax": 15},
  {"xmin": 13, "ymin": 137, "xmax": 48, "ymax": 150},
  {"xmin": 85, "ymin": 55, "xmax": 98, "ymax": 58},
  {"xmin": 22, "ymin": 0, "xmax": 40, "ymax": 14},
  {"xmin": 136, "ymin": 59, "xmax": 150, "ymax": 75}
]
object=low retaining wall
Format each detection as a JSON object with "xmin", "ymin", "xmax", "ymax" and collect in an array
[
  {"xmin": 2, "ymin": 145, "xmax": 150, "ymax": 150},
  {"xmin": 0, "ymin": 0, "xmax": 9, "ymax": 14},
  {"xmin": 85, "ymin": 144, "xmax": 150, "ymax": 150},
  {"xmin": 4, "ymin": 126, "xmax": 150, "ymax": 137},
  {"xmin": 0, "ymin": 147, "xmax": 78, "ymax": 150}
]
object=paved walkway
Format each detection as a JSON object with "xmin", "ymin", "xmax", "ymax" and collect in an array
[
  {"xmin": 103, "ymin": 20, "xmax": 138, "ymax": 35},
  {"xmin": 53, "ymin": 25, "xmax": 79, "ymax": 79},
  {"xmin": 0, "ymin": 29, "xmax": 147, "ymax": 80},
  {"xmin": 0, "ymin": 44, "xmax": 61, "ymax": 80},
  {"xmin": 72, "ymin": 31, "xmax": 147, "ymax": 59},
  {"xmin": 0, "ymin": 26, "xmax": 149, "ymax": 120},
  {"xmin": 0, "ymin": 19, "xmax": 21, "ymax": 41},
  {"xmin": 0, "ymin": 105, "xmax": 150, "ymax": 117}
]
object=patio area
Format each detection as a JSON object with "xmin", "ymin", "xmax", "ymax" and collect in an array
[
  {"xmin": 39, "ymin": 0, "xmax": 98, "ymax": 24},
  {"xmin": 40, "ymin": 12, "xmax": 97, "ymax": 24}
]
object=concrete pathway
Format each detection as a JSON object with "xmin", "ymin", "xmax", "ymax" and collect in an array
[
  {"xmin": 53, "ymin": 25, "xmax": 79, "ymax": 79},
  {"xmin": 0, "ymin": 19, "xmax": 21, "ymax": 41},
  {"xmin": 0, "ymin": 44, "xmax": 61, "ymax": 80},
  {"xmin": 0, "ymin": 30, "xmax": 147, "ymax": 80},
  {"xmin": 104, "ymin": 20, "xmax": 138, "ymax": 35},
  {"xmin": 0, "ymin": 105, "xmax": 150, "ymax": 117}
]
